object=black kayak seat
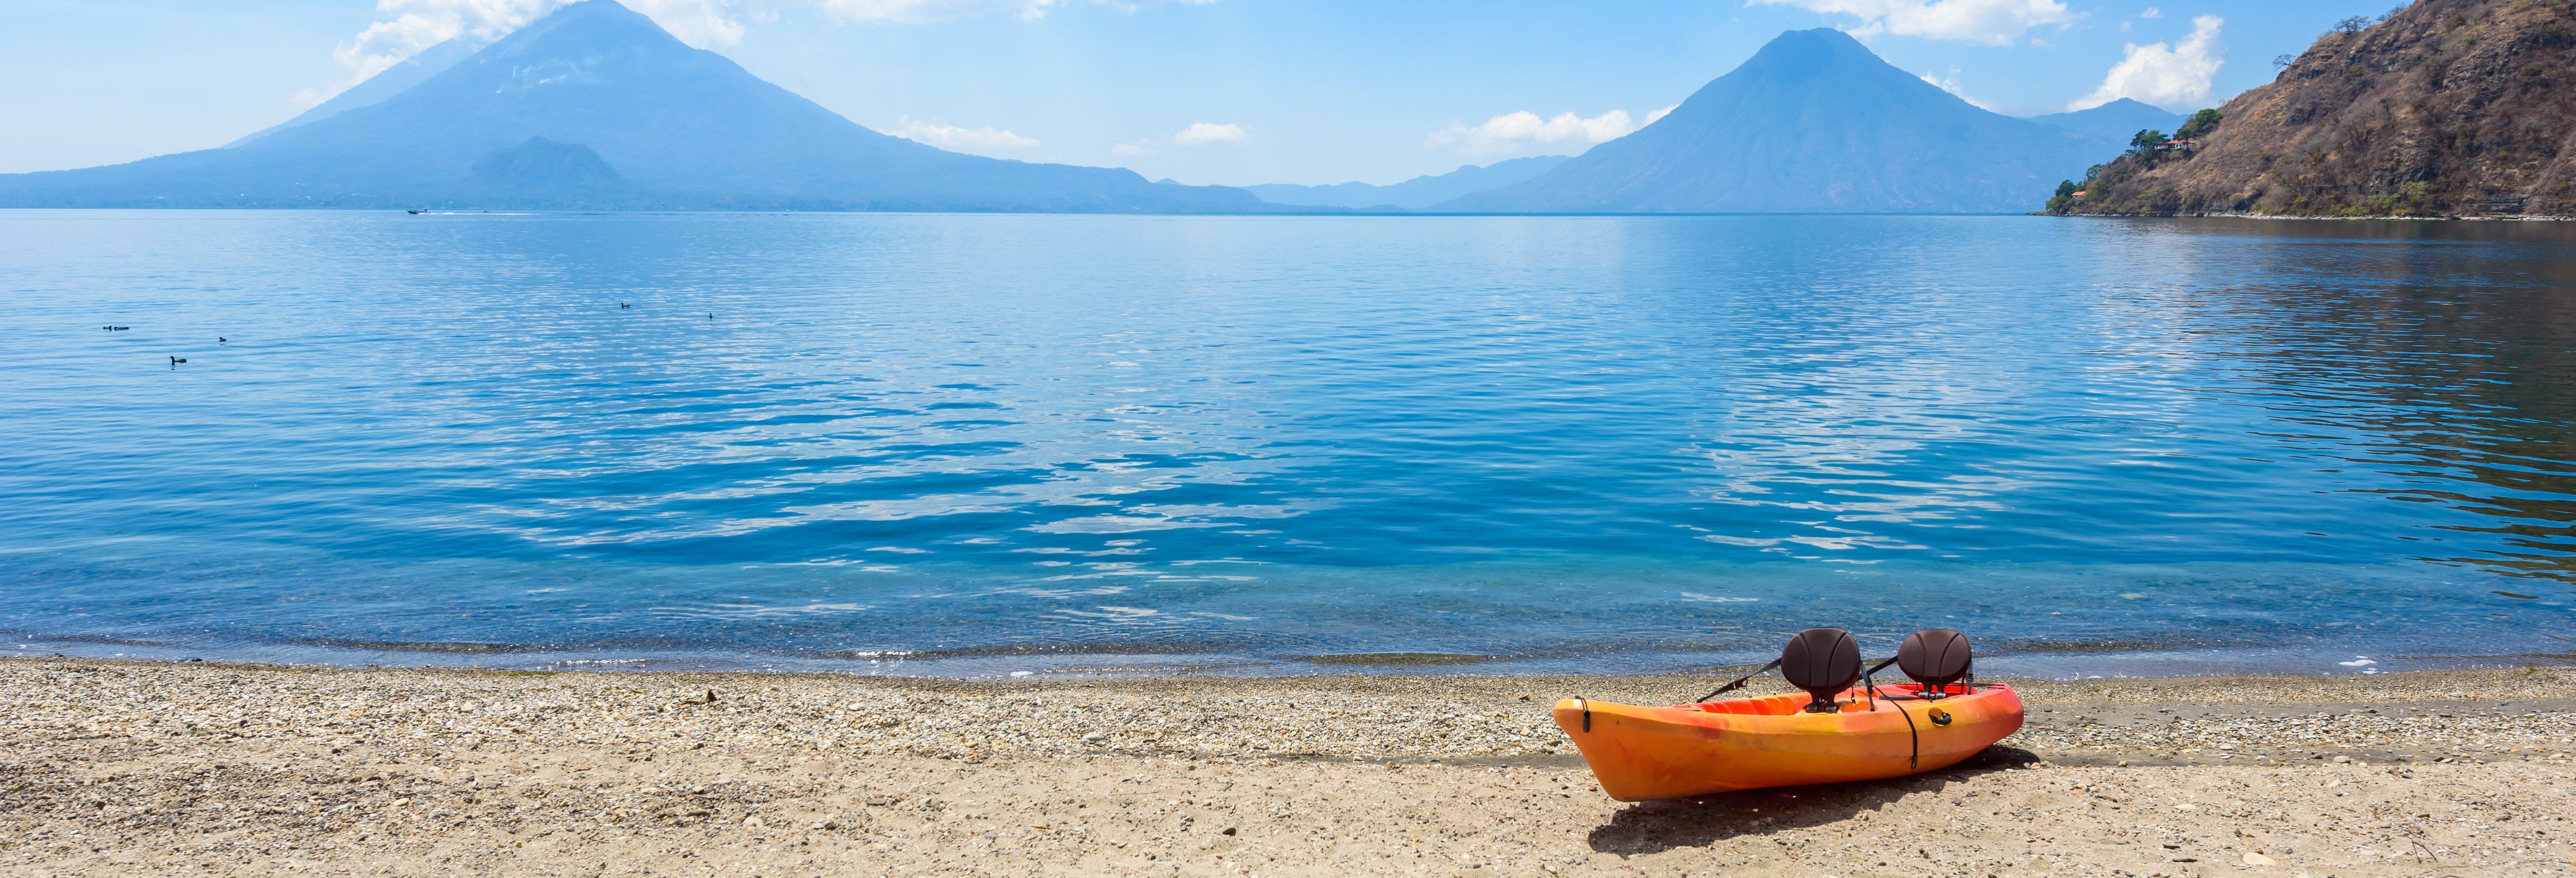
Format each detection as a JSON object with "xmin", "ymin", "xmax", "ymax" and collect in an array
[
  {"xmin": 1898, "ymin": 628, "xmax": 1973, "ymax": 693},
  {"xmin": 1780, "ymin": 627, "xmax": 1861, "ymax": 712}
]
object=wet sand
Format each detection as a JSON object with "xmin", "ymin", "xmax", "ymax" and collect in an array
[{"xmin": 7, "ymin": 658, "xmax": 2576, "ymax": 877}]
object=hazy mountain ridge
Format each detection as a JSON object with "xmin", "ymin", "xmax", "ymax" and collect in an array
[
  {"xmin": 0, "ymin": 0, "xmax": 1262, "ymax": 212},
  {"xmin": 2056, "ymin": 0, "xmax": 2576, "ymax": 217},
  {"xmin": 1244, "ymin": 156, "xmax": 1571, "ymax": 209},
  {"xmin": 2027, "ymin": 99, "xmax": 2188, "ymax": 144},
  {"xmin": 1437, "ymin": 30, "xmax": 2111, "ymax": 214},
  {"xmin": 465, "ymin": 137, "xmax": 624, "ymax": 193}
]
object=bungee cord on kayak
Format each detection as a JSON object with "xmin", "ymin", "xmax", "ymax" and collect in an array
[{"xmin": 1693, "ymin": 659, "xmax": 1780, "ymax": 702}]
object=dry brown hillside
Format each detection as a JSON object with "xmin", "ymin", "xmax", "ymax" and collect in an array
[{"xmin": 2055, "ymin": 0, "xmax": 2576, "ymax": 217}]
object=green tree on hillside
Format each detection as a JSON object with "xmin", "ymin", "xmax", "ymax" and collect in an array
[
  {"xmin": 2175, "ymin": 109, "xmax": 2223, "ymax": 140},
  {"xmin": 2044, "ymin": 179, "xmax": 2083, "ymax": 213},
  {"xmin": 2128, "ymin": 129, "xmax": 2168, "ymax": 160}
]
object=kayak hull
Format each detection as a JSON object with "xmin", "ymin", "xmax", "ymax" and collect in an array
[{"xmin": 1552, "ymin": 684, "xmax": 2024, "ymax": 801}]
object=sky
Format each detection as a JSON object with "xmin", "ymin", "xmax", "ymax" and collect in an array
[{"xmin": 3, "ymin": 0, "xmax": 2408, "ymax": 186}]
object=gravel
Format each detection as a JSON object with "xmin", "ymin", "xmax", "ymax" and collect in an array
[{"xmin": 8, "ymin": 658, "xmax": 2576, "ymax": 876}]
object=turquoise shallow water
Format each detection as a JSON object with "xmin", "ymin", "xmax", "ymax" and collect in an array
[{"xmin": 4, "ymin": 210, "xmax": 2574, "ymax": 678}]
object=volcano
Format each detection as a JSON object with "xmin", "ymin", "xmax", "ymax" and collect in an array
[
  {"xmin": 0, "ymin": 0, "xmax": 1260, "ymax": 212},
  {"xmin": 1435, "ymin": 29, "xmax": 2110, "ymax": 214}
]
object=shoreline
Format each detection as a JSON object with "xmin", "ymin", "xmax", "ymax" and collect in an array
[
  {"xmin": 10, "ymin": 658, "xmax": 2576, "ymax": 876},
  {"xmin": 15, "ymin": 636, "xmax": 2570, "ymax": 684},
  {"xmin": 2050, "ymin": 210, "xmax": 2576, "ymax": 221}
]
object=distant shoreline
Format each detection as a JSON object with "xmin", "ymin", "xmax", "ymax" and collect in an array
[
  {"xmin": 10, "ymin": 639, "xmax": 2568, "ymax": 683},
  {"xmin": 3, "ymin": 206, "xmax": 2052, "ymax": 217},
  {"xmin": 14, "ymin": 205, "xmax": 2575, "ymax": 219},
  {"xmin": 2051, "ymin": 210, "xmax": 2576, "ymax": 221}
]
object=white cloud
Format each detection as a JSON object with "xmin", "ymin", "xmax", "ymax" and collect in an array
[
  {"xmin": 1644, "ymin": 104, "xmax": 1678, "ymax": 125},
  {"xmin": 1170, "ymin": 122, "xmax": 1251, "ymax": 145},
  {"xmin": 1425, "ymin": 109, "xmax": 1649, "ymax": 156},
  {"xmin": 2070, "ymin": 14, "xmax": 2224, "ymax": 111},
  {"xmin": 1917, "ymin": 67, "xmax": 1997, "ymax": 110},
  {"xmin": 2140, "ymin": 6, "xmax": 2162, "ymax": 18},
  {"xmin": 627, "ymin": 0, "xmax": 751, "ymax": 45},
  {"xmin": 310, "ymin": 0, "xmax": 1214, "ymax": 103},
  {"xmin": 1751, "ymin": 0, "xmax": 2081, "ymax": 45},
  {"xmin": 888, "ymin": 116, "xmax": 1041, "ymax": 153},
  {"xmin": 310, "ymin": 0, "xmax": 745, "ymax": 106},
  {"xmin": 324, "ymin": 0, "xmax": 563, "ymax": 97},
  {"xmin": 1105, "ymin": 122, "xmax": 1241, "ymax": 159}
]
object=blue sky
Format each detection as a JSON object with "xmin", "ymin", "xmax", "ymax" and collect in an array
[{"xmin": 4, "ymin": 0, "xmax": 2403, "ymax": 185}]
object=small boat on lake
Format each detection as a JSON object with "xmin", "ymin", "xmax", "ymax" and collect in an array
[{"xmin": 1553, "ymin": 628, "xmax": 2023, "ymax": 801}]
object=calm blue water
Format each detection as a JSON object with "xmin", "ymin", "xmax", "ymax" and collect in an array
[{"xmin": 5, "ymin": 210, "xmax": 2574, "ymax": 679}]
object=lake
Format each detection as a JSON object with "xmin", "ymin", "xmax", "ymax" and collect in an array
[{"xmin": 4, "ymin": 210, "xmax": 2572, "ymax": 679}]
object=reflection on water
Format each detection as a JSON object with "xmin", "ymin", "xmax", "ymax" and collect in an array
[
  {"xmin": 2201, "ymin": 220, "xmax": 2576, "ymax": 585},
  {"xmin": 1, "ymin": 211, "xmax": 2572, "ymax": 676}
]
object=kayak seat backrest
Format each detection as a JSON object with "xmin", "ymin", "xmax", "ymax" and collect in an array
[
  {"xmin": 1779, "ymin": 627, "xmax": 1861, "ymax": 709},
  {"xmin": 1898, "ymin": 628, "xmax": 1973, "ymax": 690}
]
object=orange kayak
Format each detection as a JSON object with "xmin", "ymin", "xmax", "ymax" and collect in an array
[{"xmin": 1551, "ymin": 683, "xmax": 2024, "ymax": 801}]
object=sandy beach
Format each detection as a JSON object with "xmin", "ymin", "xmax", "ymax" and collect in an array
[{"xmin": 7, "ymin": 658, "xmax": 2576, "ymax": 877}]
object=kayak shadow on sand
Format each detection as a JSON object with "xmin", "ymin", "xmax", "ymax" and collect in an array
[{"xmin": 1583, "ymin": 744, "xmax": 2042, "ymax": 856}]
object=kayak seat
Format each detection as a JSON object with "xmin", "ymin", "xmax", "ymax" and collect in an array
[
  {"xmin": 1897, "ymin": 628, "xmax": 1973, "ymax": 692},
  {"xmin": 1780, "ymin": 627, "xmax": 1863, "ymax": 712}
]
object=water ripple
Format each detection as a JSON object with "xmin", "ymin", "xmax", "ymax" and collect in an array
[{"xmin": 3, "ymin": 212, "xmax": 2573, "ymax": 673}]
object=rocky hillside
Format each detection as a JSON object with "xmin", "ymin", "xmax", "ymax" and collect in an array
[{"xmin": 2055, "ymin": 0, "xmax": 2576, "ymax": 218}]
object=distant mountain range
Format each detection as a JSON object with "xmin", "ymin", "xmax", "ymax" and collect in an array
[
  {"xmin": 2027, "ymin": 98, "xmax": 2188, "ymax": 145},
  {"xmin": 7, "ymin": 7, "xmax": 2154, "ymax": 214},
  {"xmin": 1437, "ymin": 29, "xmax": 2114, "ymax": 213},
  {"xmin": 1243, "ymin": 156, "xmax": 1570, "ymax": 209},
  {"xmin": 0, "ymin": 0, "xmax": 1260, "ymax": 212}
]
